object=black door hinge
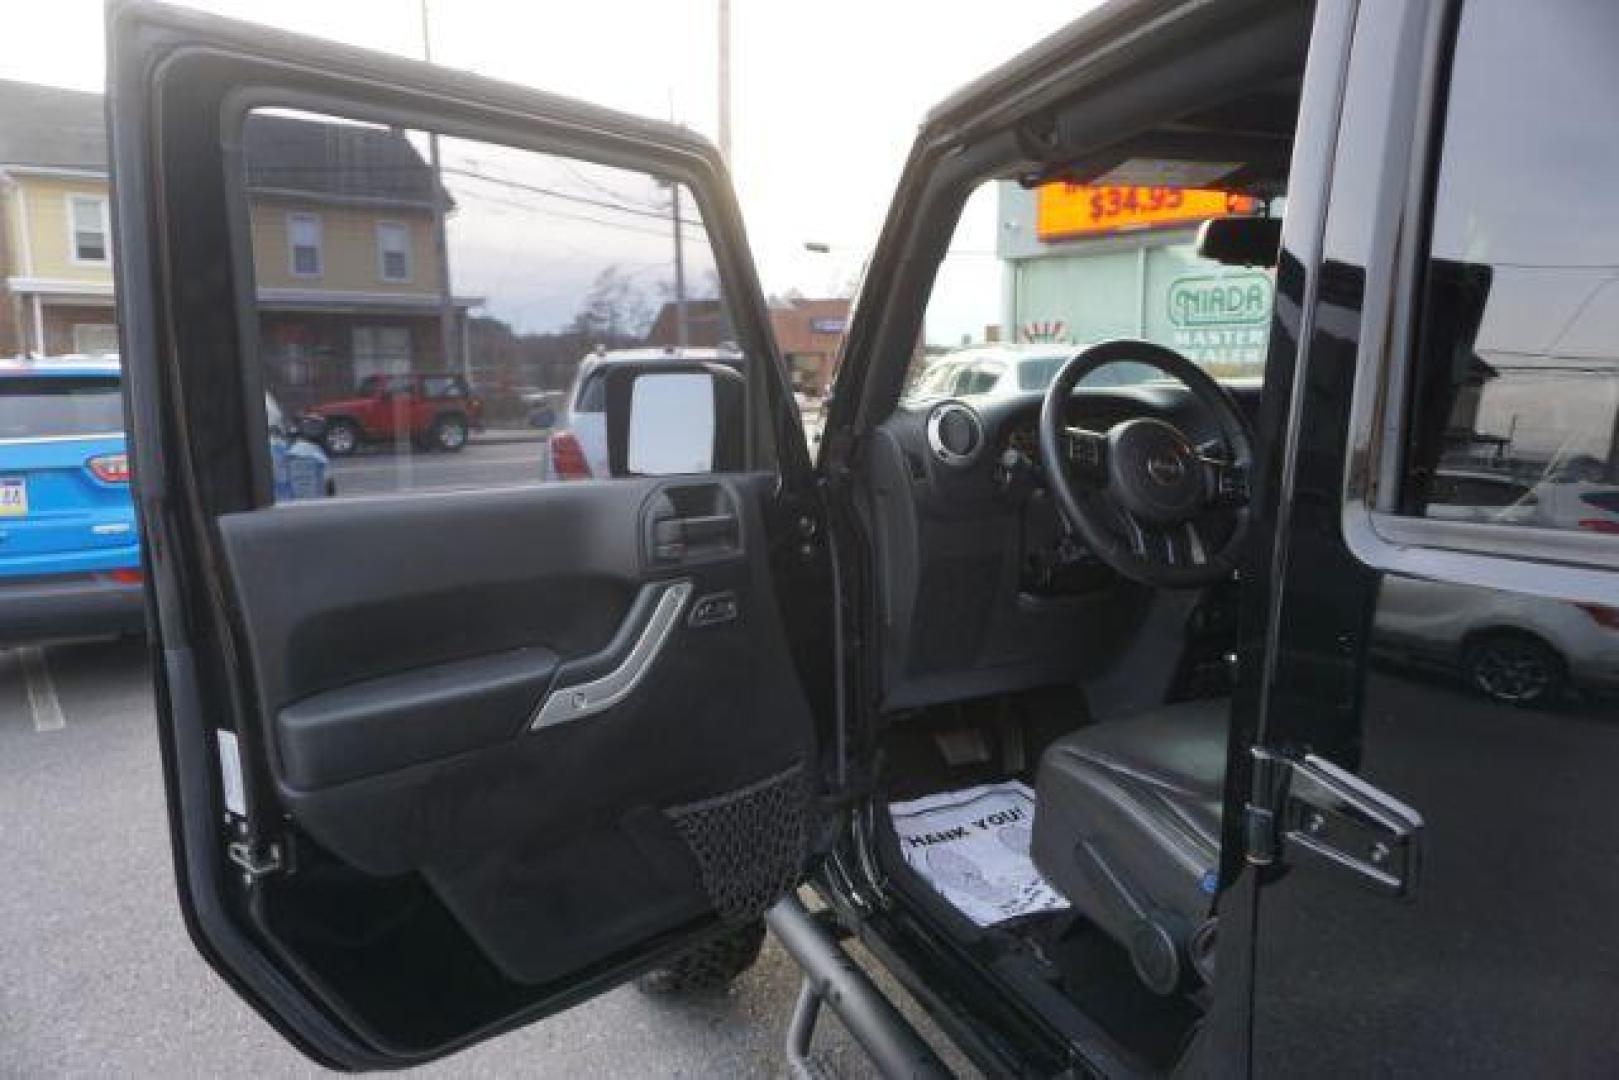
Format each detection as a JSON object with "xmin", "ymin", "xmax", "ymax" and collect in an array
[{"xmin": 1243, "ymin": 747, "xmax": 1287, "ymax": 866}]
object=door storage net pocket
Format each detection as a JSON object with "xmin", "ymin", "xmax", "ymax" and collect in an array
[{"xmin": 666, "ymin": 763, "xmax": 808, "ymax": 923}]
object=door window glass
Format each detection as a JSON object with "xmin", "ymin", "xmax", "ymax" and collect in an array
[
  {"xmin": 237, "ymin": 108, "xmax": 737, "ymax": 500},
  {"xmin": 1401, "ymin": 1, "xmax": 1619, "ymax": 539}
]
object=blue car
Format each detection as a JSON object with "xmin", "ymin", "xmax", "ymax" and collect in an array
[
  {"xmin": 0, "ymin": 360, "xmax": 331, "ymax": 645},
  {"xmin": 0, "ymin": 358, "xmax": 144, "ymax": 645}
]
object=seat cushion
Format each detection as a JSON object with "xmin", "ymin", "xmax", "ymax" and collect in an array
[{"xmin": 1031, "ymin": 698, "xmax": 1230, "ymax": 963}]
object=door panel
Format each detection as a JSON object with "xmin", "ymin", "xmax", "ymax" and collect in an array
[
  {"xmin": 110, "ymin": 3, "xmax": 827, "ymax": 1066},
  {"xmin": 1249, "ymin": 1, "xmax": 1619, "ymax": 1072}
]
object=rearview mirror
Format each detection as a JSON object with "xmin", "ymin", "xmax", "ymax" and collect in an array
[
  {"xmin": 603, "ymin": 362, "xmax": 744, "ymax": 478},
  {"xmin": 1196, "ymin": 216, "xmax": 1281, "ymax": 268}
]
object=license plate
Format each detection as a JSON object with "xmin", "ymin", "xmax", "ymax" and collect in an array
[{"xmin": 0, "ymin": 477, "xmax": 25, "ymax": 517}]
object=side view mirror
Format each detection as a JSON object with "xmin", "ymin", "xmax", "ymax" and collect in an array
[
  {"xmin": 296, "ymin": 415, "xmax": 329, "ymax": 443},
  {"xmin": 603, "ymin": 362, "xmax": 744, "ymax": 478}
]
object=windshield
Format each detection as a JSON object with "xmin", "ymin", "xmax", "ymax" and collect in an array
[
  {"xmin": 0, "ymin": 376, "xmax": 124, "ymax": 439},
  {"xmin": 1017, "ymin": 357, "xmax": 1065, "ymax": 391},
  {"xmin": 908, "ymin": 179, "xmax": 1278, "ymax": 398}
]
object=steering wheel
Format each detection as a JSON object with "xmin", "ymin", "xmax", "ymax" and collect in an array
[{"xmin": 1037, "ymin": 339, "xmax": 1255, "ymax": 588}]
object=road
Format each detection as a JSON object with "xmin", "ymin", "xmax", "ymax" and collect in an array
[
  {"xmin": 327, "ymin": 422, "xmax": 823, "ymax": 498},
  {"xmin": 0, "ymin": 637, "xmax": 972, "ymax": 1077},
  {"xmin": 329, "ymin": 434, "xmax": 550, "ymax": 497}
]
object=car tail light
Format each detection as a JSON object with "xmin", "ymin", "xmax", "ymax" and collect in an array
[
  {"xmin": 87, "ymin": 453, "xmax": 130, "ymax": 483},
  {"xmin": 1577, "ymin": 603, "xmax": 1619, "ymax": 631},
  {"xmin": 1577, "ymin": 518, "xmax": 1619, "ymax": 534},
  {"xmin": 106, "ymin": 568, "xmax": 144, "ymax": 585},
  {"xmin": 549, "ymin": 431, "xmax": 592, "ymax": 480}
]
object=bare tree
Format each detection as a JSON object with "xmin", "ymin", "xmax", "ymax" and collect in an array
[{"xmin": 572, "ymin": 265, "xmax": 653, "ymax": 344}]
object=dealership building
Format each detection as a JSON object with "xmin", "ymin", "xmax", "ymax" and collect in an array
[{"xmin": 996, "ymin": 181, "xmax": 1274, "ymax": 371}]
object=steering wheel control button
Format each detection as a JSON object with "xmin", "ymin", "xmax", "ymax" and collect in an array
[
  {"xmin": 1215, "ymin": 462, "xmax": 1250, "ymax": 501},
  {"xmin": 1065, "ymin": 428, "xmax": 1106, "ymax": 475}
]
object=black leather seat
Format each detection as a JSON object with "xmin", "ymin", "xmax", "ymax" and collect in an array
[{"xmin": 1030, "ymin": 698, "xmax": 1230, "ymax": 993}]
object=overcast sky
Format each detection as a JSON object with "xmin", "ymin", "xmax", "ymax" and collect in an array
[{"xmin": 2, "ymin": 0, "xmax": 1094, "ymax": 339}]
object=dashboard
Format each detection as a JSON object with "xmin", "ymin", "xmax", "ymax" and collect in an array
[{"xmin": 863, "ymin": 380, "xmax": 1262, "ymax": 710}]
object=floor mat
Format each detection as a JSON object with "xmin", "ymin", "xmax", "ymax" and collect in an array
[{"xmin": 888, "ymin": 781, "xmax": 1069, "ymax": 927}]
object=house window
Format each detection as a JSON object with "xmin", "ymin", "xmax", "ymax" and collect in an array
[
  {"xmin": 287, "ymin": 212, "xmax": 323, "ymax": 277},
  {"xmin": 376, "ymin": 221, "xmax": 411, "ymax": 282},
  {"xmin": 68, "ymin": 195, "xmax": 109, "ymax": 264},
  {"xmin": 351, "ymin": 326, "xmax": 413, "ymax": 384},
  {"xmin": 72, "ymin": 323, "xmax": 119, "ymax": 356}
]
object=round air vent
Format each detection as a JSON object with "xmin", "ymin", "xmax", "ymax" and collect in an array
[{"xmin": 926, "ymin": 402, "xmax": 984, "ymax": 467}]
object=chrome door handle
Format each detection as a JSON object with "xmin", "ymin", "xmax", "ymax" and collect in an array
[{"xmin": 530, "ymin": 579, "xmax": 692, "ymax": 730}]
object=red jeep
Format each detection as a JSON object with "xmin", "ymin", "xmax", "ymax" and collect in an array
[{"xmin": 306, "ymin": 373, "xmax": 482, "ymax": 455}]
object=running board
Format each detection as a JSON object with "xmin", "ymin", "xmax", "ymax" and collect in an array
[{"xmin": 765, "ymin": 896, "xmax": 951, "ymax": 1079}]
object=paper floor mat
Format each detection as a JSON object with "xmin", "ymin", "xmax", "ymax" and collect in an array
[{"xmin": 888, "ymin": 780, "xmax": 1069, "ymax": 927}]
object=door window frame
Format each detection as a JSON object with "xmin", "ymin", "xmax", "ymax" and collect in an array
[
  {"xmin": 110, "ymin": 12, "xmax": 826, "ymax": 1062},
  {"xmin": 1339, "ymin": 0, "xmax": 1619, "ymax": 602}
]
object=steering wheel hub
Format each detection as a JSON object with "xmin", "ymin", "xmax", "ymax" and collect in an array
[{"xmin": 1109, "ymin": 418, "xmax": 1203, "ymax": 523}]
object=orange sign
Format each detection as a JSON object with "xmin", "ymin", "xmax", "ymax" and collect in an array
[{"xmin": 1035, "ymin": 183, "xmax": 1256, "ymax": 241}]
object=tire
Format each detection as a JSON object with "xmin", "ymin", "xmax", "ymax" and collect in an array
[
  {"xmin": 635, "ymin": 920, "xmax": 766, "ymax": 996},
  {"xmin": 322, "ymin": 419, "xmax": 360, "ymax": 457},
  {"xmin": 1463, "ymin": 631, "xmax": 1565, "ymax": 706},
  {"xmin": 429, "ymin": 413, "xmax": 468, "ymax": 453}
]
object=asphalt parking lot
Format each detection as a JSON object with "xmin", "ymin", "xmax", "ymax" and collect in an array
[
  {"xmin": 329, "ymin": 432, "xmax": 551, "ymax": 497},
  {"xmin": 326, "ymin": 422, "xmax": 822, "ymax": 498},
  {"xmin": 0, "ymin": 635, "xmax": 968, "ymax": 1077}
]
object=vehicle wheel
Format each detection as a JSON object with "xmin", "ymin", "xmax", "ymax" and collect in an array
[
  {"xmin": 322, "ymin": 419, "xmax": 360, "ymax": 457},
  {"xmin": 1463, "ymin": 631, "xmax": 1565, "ymax": 706},
  {"xmin": 635, "ymin": 920, "xmax": 765, "ymax": 996},
  {"xmin": 430, "ymin": 413, "xmax": 468, "ymax": 453}
]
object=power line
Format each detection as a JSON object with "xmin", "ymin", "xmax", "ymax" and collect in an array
[
  {"xmin": 456, "ymin": 187, "xmax": 711, "ymax": 245},
  {"xmin": 443, "ymin": 165, "xmax": 707, "ymax": 231},
  {"xmin": 245, "ymin": 160, "xmax": 702, "ymax": 229}
]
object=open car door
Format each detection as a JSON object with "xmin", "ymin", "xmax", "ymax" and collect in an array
[{"xmin": 108, "ymin": 1, "xmax": 832, "ymax": 1066}]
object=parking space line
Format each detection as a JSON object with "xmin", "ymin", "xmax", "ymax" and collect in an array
[{"xmin": 18, "ymin": 646, "xmax": 66, "ymax": 732}]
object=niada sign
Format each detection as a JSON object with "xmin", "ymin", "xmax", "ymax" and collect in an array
[
  {"xmin": 1167, "ymin": 273, "xmax": 1272, "ymax": 327},
  {"xmin": 1165, "ymin": 272, "xmax": 1273, "ymax": 367}
]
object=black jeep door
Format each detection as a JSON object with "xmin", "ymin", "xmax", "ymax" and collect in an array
[
  {"xmin": 109, "ymin": 2, "xmax": 830, "ymax": 1067},
  {"xmin": 1246, "ymin": 1, "xmax": 1619, "ymax": 1072}
]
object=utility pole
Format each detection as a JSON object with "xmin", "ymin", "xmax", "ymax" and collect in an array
[
  {"xmin": 717, "ymin": 0, "xmax": 732, "ymax": 165},
  {"xmin": 421, "ymin": 0, "xmax": 462, "ymax": 382}
]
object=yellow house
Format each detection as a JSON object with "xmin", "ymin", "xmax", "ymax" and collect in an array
[
  {"xmin": 0, "ymin": 79, "xmax": 119, "ymax": 356},
  {"xmin": 1, "ymin": 79, "xmax": 475, "ymax": 409},
  {"xmin": 0, "ymin": 166, "xmax": 117, "ymax": 355}
]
